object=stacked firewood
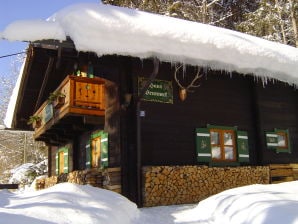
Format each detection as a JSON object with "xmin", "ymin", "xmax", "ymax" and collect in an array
[
  {"xmin": 44, "ymin": 176, "xmax": 58, "ymax": 189},
  {"xmin": 102, "ymin": 167, "xmax": 121, "ymax": 194},
  {"xmin": 290, "ymin": 164, "xmax": 298, "ymax": 180},
  {"xmin": 35, "ymin": 178, "xmax": 45, "ymax": 190},
  {"xmin": 36, "ymin": 168, "xmax": 121, "ymax": 192},
  {"xmin": 85, "ymin": 169, "xmax": 103, "ymax": 187},
  {"xmin": 143, "ymin": 165, "xmax": 270, "ymax": 207}
]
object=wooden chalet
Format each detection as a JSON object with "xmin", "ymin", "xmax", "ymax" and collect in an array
[{"xmin": 3, "ymin": 3, "xmax": 298, "ymax": 207}]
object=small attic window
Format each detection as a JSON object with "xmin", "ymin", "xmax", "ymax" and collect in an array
[
  {"xmin": 265, "ymin": 129, "xmax": 291, "ymax": 153},
  {"xmin": 277, "ymin": 132, "xmax": 288, "ymax": 148}
]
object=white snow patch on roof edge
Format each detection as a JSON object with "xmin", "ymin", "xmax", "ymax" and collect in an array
[
  {"xmin": 1, "ymin": 3, "xmax": 298, "ymax": 85},
  {"xmin": 4, "ymin": 59, "xmax": 26, "ymax": 128}
]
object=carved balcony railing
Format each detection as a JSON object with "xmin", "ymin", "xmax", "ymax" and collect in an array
[{"xmin": 32, "ymin": 75, "xmax": 106, "ymax": 141}]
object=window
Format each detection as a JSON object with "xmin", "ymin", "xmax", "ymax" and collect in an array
[
  {"xmin": 196, "ymin": 125, "xmax": 249, "ymax": 164},
  {"xmin": 266, "ymin": 129, "xmax": 290, "ymax": 153},
  {"xmin": 277, "ymin": 132, "xmax": 288, "ymax": 148},
  {"xmin": 85, "ymin": 130, "xmax": 109, "ymax": 169},
  {"xmin": 55, "ymin": 147, "xmax": 69, "ymax": 175},
  {"xmin": 210, "ymin": 129, "xmax": 236, "ymax": 161},
  {"xmin": 91, "ymin": 136, "xmax": 101, "ymax": 168}
]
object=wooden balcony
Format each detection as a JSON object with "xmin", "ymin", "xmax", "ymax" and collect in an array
[{"xmin": 32, "ymin": 75, "xmax": 106, "ymax": 143}]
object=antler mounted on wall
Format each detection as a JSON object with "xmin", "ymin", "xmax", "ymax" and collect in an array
[{"xmin": 174, "ymin": 65, "xmax": 203, "ymax": 101}]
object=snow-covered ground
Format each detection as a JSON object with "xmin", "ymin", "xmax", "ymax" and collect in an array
[{"xmin": 1, "ymin": 181, "xmax": 298, "ymax": 224}]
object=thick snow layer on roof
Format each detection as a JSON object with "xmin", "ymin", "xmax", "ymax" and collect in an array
[{"xmin": 1, "ymin": 2, "xmax": 298, "ymax": 85}]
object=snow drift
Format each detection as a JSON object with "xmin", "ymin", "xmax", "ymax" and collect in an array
[
  {"xmin": 1, "ymin": 181, "xmax": 298, "ymax": 223},
  {"xmin": 175, "ymin": 181, "xmax": 298, "ymax": 224},
  {"xmin": 1, "ymin": 2, "xmax": 298, "ymax": 85},
  {"xmin": 0, "ymin": 183, "xmax": 139, "ymax": 224}
]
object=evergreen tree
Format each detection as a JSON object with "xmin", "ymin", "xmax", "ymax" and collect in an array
[
  {"xmin": 102, "ymin": 0, "xmax": 258, "ymax": 29},
  {"xmin": 237, "ymin": 0, "xmax": 298, "ymax": 47},
  {"xmin": 103, "ymin": 0, "xmax": 296, "ymax": 47}
]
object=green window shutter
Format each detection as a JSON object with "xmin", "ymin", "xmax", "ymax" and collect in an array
[
  {"xmin": 55, "ymin": 152, "xmax": 59, "ymax": 175},
  {"xmin": 85, "ymin": 141, "xmax": 91, "ymax": 169},
  {"xmin": 265, "ymin": 131, "xmax": 278, "ymax": 148},
  {"xmin": 63, "ymin": 148, "xmax": 69, "ymax": 173},
  {"xmin": 196, "ymin": 128, "xmax": 211, "ymax": 162},
  {"xmin": 100, "ymin": 132, "xmax": 109, "ymax": 168},
  {"xmin": 237, "ymin": 131, "xmax": 249, "ymax": 163}
]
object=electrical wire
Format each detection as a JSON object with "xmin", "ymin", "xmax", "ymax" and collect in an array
[{"xmin": 0, "ymin": 51, "xmax": 26, "ymax": 59}]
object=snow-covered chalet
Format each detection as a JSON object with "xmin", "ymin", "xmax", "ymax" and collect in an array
[{"xmin": 2, "ymin": 3, "xmax": 298, "ymax": 207}]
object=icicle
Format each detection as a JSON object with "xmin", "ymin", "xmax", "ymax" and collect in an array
[
  {"xmin": 229, "ymin": 71, "xmax": 233, "ymax": 79},
  {"xmin": 182, "ymin": 63, "xmax": 186, "ymax": 79},
  {"xmin": 139, "ymin": 58, "xmax": 144, "ymax": 69},
  {"xmin": 261, "ymin": 76, "xmax": 268, "ymax": 88}
]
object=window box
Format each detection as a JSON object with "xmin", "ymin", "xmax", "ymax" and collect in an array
[{"xmin": 27, "ymin": 115, "xmax": 42, "ymax": 129}]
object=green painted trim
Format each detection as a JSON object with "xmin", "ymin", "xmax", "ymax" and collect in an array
[
  {"xmin": 196, "ymin": 128, "xmax": 211, "ymax": 163},
  {"xmin": 236, "ymin": 130, "xmax": 250, "ymax": 163},
  {"xmin": 209, "ymin": 162, "xmax": 240, "ymax": 167},
  {"xmin": 58, "ymin": 147, "xmax": 68, "ymax": 153},
  {"xmin": 207, "ymin": 124, "xmax": 237, "ymax": 131},
  {"xmin": 55, "ymin": 152, "xmax": 59, "ymax": 175},
  {"xmin": 91, "ymin": 130, "xmax": 103, "ymax": 139},
  {"xmin": 85, "ymin": 140, "xmax": 91, "ymax": 169}
]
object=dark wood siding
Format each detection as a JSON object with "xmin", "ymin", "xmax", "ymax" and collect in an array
[
  {"xmin": 49, "ymin": 146, "xmax": 58, "ymax": 176},
  {"xmin": 255, "ymin": 82, "xmax": 298, "ymax": 164},
  {"xmin": 133, "ymin": 61, "xmax": 258, "ymax": 166}
]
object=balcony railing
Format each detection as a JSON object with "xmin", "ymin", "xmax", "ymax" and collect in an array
[{"xmin": 32, "ymin": 75, "xmax": 106, "ymax": 140}]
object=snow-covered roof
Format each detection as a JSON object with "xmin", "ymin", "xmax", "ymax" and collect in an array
[{"xmin": 1, "ymin": 2, "xmax": 298, "ymax": 85}]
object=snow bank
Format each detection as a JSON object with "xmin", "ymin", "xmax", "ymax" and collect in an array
[
  {"xmin": 9, "ymin": 160, "xmax": 47, "ymax": 188},
  {"xmin": 177, "ymin": 181, "xmax": 298, "ymax": 224},
  {"xmin": 0, "ymin": 183, "xmax": 139, "ymax": 224},
  {"xmin": 1, "ymin": 181, "xmax": 298, "ymax": 223},
  {"xmin": 1, "ymin": 3, "xmax": 298, "ymax": 85}
]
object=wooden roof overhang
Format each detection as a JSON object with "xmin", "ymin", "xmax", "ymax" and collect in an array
[
  {"xmin": 12, "ymin": 39, "xmax": 76, "ymax": 129},
  {"xmin": 12, "ymin": 39, "xmax": 105, "ymax": 145}
]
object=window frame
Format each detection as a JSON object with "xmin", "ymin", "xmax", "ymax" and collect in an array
[
  {"xmin": 56, "ymin": 147, "xmax": 69, "ymax": 175},
  {"xmin": 196, "ymin": 125, "xmax": 249, "ymax": 165},
  {"xmin": 85, "ymin": 130, "xmax": 109, "ymax": 169},
  {"xmin": 266, "ymin": 129, "xmax": 291, "ymax": 153},
  {"xmin": 91, "ymin": 135, "xmax": 101, "ymax": 168},
  {"xmin": 210, "ymin": 128, "xmax": 237, "ymax": 162},
  {"xmin": 276, "ymin": 131, "xmax": 288, "ymax": 149}
]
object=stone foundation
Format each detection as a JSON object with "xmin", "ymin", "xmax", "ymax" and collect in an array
[
  {"xmin": 143, "ymin": 165, "xmax": 270, "ymax": 207},
  {"xmin": 36, "ymin": 168, "xmax": 121, "ymax": 194}
]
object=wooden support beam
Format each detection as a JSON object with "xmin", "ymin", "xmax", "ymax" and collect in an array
[{"xmin": 34, "ymin": 57, "xmax": 54, "ymax": 112}]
